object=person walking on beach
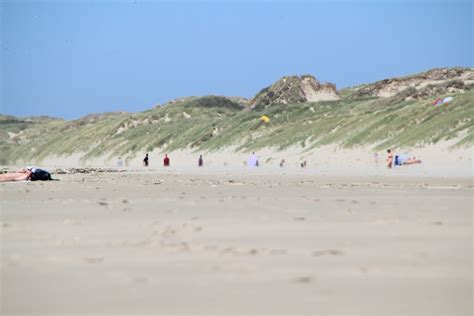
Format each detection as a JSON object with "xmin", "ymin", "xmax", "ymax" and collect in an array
[
  {"xmin": 143, "ymin": 153, "xmax": 149, "ymax": 167},
  {"xmin": 387, "ymin": 149, "xmax": 394, "ymax": 168},
  {"xmin": 163, "ymin": 154, "xmax": 170, "ymax": 167},
  {"xmin": 248, "ymin": 152, "xmax": 259, "ymax": 167},
  {"xmin": 198, "ymin": 155, "xmax": 203, "ymax": 167}
]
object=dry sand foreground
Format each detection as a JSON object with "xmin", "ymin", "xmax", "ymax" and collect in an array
[{"xmin": 0, "ymin": 172, "xmax": 472, "ymax": 316}]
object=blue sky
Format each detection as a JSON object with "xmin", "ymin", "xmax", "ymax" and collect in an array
[{"xmin": 1, "ymin": 0, "xmax": 472, "ymax": 119}]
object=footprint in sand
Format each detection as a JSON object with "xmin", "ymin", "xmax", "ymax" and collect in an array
[
  {"xmin": 249, "ymin": 249, "xmax": 258, "ymax": 255},
  {"xmin": 294, "ymin": 276, "xmax": 313, "ymax": 284},
  {"xmin": 84, "ymin": 257, "xmax": 104, "ymax": 264},
  {"xmin": 161, "ymin": 227, "xmax": 176, "ymax": 238},
  {"xmin": 312, "ymin": 249, "xmax": 344, "ymax": 257}
]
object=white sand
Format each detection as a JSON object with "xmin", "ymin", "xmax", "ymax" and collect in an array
[
  {"xmin": 1, "ymin": 142, "xmax": 472, "ymax": 315},
  {"xmin": 1, "ymin": 169, "xmax": 472, "ymax": 315}
]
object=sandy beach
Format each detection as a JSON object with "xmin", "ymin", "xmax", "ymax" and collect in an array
[
  {"xmin": 2, "ymin": 0, "xmax": 472, "ymax": 315},
  {"xmin": 1, "ymin": 170, "xmax": 472, "ymax": 315}
]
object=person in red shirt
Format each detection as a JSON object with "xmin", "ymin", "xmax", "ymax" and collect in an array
[{"xmin": 163, "ymin": 154, "xmax": 170, "ymax": 167}]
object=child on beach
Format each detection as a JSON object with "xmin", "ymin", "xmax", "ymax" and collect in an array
[{"xmin": 163, "ymin": 154, "xmax": 170, "ymax": 167}]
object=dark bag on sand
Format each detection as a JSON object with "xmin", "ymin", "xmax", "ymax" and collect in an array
[{"xmin": 30, "ymin": 169, "xmax": 52, "ymax": 181}]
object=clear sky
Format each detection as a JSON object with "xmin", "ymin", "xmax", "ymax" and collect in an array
[{"xmin": 1, "ymin": 0, "xmax": 472, "ymax": 119}]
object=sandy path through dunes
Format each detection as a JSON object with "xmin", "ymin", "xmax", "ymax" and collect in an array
[{"xmin": 1, "ymin": 173, "xmax": 472, "ymax": 316}]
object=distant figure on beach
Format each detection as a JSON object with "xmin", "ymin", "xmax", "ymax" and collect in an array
[
  {"xmin": 198, "ymin": 155, "xmax": 203, "ymax": 167},
  {"xmin": 374, "ymin": 153, "xmax": 379, "ymax": 164},
  {"xmin": 387, "ymin": 149, "xmax": 421, "ymax": 168},
  {"xmin": 387, "ymin": 149, "xmax": 393, "ymax": 168},
  {"xmin": 248, "ymin": 152, "xmax": 259, "ymax": 167},
  {"xmin": 394, "ymin": 154, "xmax": 422, "ymax": 166},
  {"xmin": 117, "ymin": 157, "xmax": 123, "ymax": 167},
  {"xmin": 300, "ymin": 160, "xmax": 307, "ymax": 168},
  {"xmin": 280, "ymin": 159, "xmax": 285, "ymax": 167},
  {"xmin": 163, "ymin": 154, "xmax": 170, "ymax": 167},
  {"xmin": 143, "ymin": 153, "xmax": 149, "ymax": 167},
  {"xmin": 0, "ymin": 167, "xmax": 52, "ymax": 182}
]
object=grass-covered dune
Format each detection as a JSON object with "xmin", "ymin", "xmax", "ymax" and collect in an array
[{"xmin": 1, "ymin": 72, "xmax": 473, "ymax": 165}]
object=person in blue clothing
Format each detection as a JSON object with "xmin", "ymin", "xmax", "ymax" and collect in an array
[
  {"xmin": 394, "ymin": 154, "xmax": 422, "ymax": 166},
  {"xmin": 387, "ymin": 149, "xmax": 421, "ymax": 168}
]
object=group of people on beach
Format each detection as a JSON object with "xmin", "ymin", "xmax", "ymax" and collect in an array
[
  {"xmin": 1, "ymin": 149, "xmax": 422, "ymax": 183},
  {"xmin": 142, "ymin": 153, "xmax": 203, "ymax": 167},
  {"xmin": 141, "ymin": 150, "xmax": 421, "ymax": 170}
]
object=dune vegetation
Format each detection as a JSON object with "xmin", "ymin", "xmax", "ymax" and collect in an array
[{"xmin": 1, "ymin": 70, "xmax": 473, "ymax": 164}]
